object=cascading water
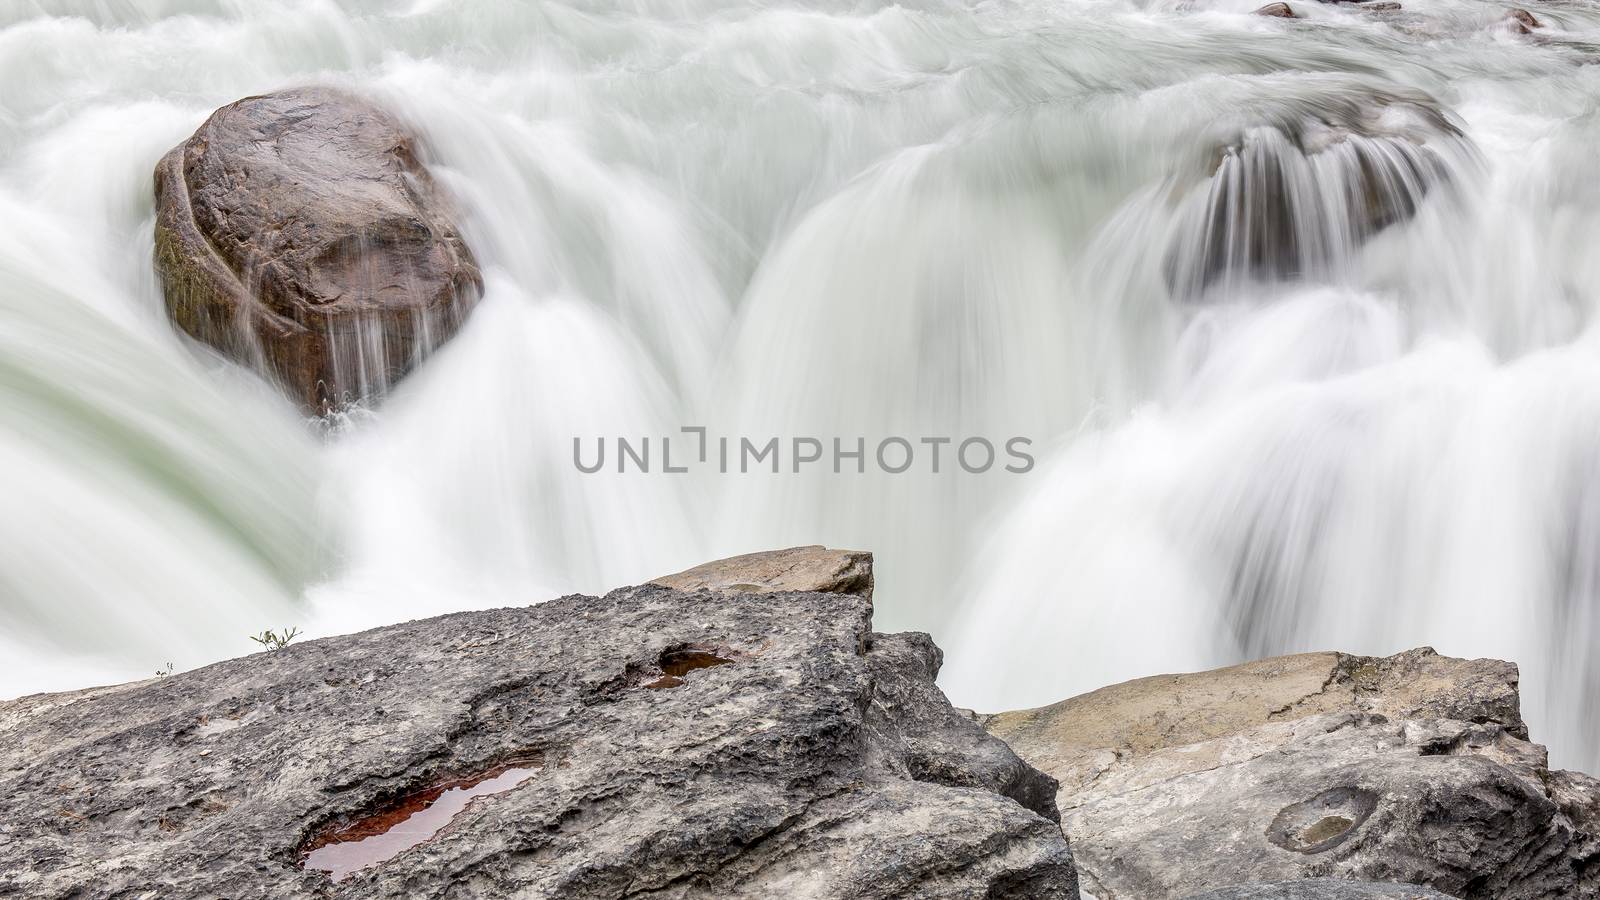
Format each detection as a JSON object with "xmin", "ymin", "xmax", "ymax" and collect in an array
[
  {"xmin": 3, "ymin": 0, "xmax": 1599, "ymax": 770},
  {"xmin": 1161, "ymin": 95, "xmax": 1465, "ymax": 298}
]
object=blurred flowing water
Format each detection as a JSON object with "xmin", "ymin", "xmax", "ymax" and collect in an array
[{"xmin": 3, "ymin": 0, "xmax": 1600, "ymax": 767}]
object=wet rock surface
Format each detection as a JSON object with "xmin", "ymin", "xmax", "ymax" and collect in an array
[
  {"xmin": 987, "ymin": 648, "xmax": 1600, "ymax": 900},
  {"xmin": 153, "ymin": 86, "xmax": 482, "ymax": 413},
  {"xmin": 1254, "ymin": 3, "xmax": 1300, "ymax": 17},
  {"xmin": 1164, "ymin": 95, "xmax": 1462, "ymax": 299},
  {"xmin": 0, "ymin": 551, "xmax": 1076, "ymax": 899},
  {"xmin": 1506, "ymin": 7, "xmax": 1543, "ymax": 32}
]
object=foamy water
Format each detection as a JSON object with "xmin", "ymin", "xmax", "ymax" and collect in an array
[{"xmin": 2, "ymin": 0, "xmax": 1598, "ymax": 768}]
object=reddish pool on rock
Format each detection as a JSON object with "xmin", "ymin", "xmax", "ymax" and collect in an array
[
  {"xmin": 302, "ymin": 759, "xmax": 540, "ymax": 881},
  {"xmin": 645, "ymin": 647, "xmax": 736, "ymax": 689}
]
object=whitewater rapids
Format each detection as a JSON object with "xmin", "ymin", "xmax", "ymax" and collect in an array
[{"xmin": 2, "ymin": 0, "xmax": 1599, "ymax": 769}]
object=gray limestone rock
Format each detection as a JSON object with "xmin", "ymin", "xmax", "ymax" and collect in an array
[
  {"xmin": 1181, "ymin": 879, "xmax": 1458, "ymax": 899},
  {"xmin": 988, "ymin": 648, "xmax": 1600, "ymax": 900},
  {"xmin": 0, "ymin": 572, "xmax": 1075, "ymax": 898}
]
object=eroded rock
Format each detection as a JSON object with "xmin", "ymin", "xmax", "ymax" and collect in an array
[
  {"xmin": 0, "ymin": 563, "xmax": 1075, "ymax": 898},
  {"xmin": 650, "ymin": 545, "xmax": 874, "ymax": 600},
  {"xmin": 987, "ymin": 648, "xmax": 1600, "ymax": 900},
  {"xmin": 1182, "ymin": 880, "xmax": 1458, "ymax": 899},
  {"xmin": 153, "ymin": 87, "xmax": 482, "ymax": 413}
]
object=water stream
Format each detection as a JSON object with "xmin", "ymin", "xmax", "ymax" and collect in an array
[{"xmin": 3, "ymin": 0, "xmax": 1598, "ymax": 769}]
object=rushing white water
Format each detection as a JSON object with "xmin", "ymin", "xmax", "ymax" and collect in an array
[{"xmin": 3, "ymin": 0, "xmax": 1599, "ymax": 768}]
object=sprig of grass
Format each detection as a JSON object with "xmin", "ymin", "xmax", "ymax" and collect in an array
[{"xmin": 249, "ymin": 627, "xmax": 302, "ymax": 652}]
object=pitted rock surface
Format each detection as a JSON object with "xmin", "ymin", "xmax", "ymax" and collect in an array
[
  {"xmin": 0, "ymin": 582, "xmax": 1076, "ymax": 899},
  {"xmin": 988, "ymin": 648, "xmax": 1600, "ymax": 900},
  {"xmin": 1181, "ymin": 880, "xmax": 1459, "ymax": 899}
]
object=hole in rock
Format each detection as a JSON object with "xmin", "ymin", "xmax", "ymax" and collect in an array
[
  {"xmin": 645, "ymin": 646, "xmax": 736, "ymax": 690},
  {"xmin": 1266, "ymin": 786, "xmax": 1377, "ymax": 854},
  {"xmin": 302, "ymin": 756, "xmax": 541, "ymax": 881}
]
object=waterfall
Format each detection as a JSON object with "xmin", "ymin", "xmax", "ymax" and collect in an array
[{"xmin": 3, "ymin": 0, "xmax": 1598, "ymax": 769}]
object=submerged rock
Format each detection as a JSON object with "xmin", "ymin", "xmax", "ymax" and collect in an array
[
  {"xmin": 1506, "ymin": 7, "xmax": 1542, "ymax": 32},
  {"xmin": 153, "ymin": 87, "xmax": 482, "ymax": 413},
  {"xmin": 986, "ymin": 648, "xmax": 1600, "ymax": 900},
  {"xmin": 1164, "ymin": 96, "xmax": 1462, "ymax": 300},
  {"xmin": 1253, "ymin": 3, "xmax": 1300, "ymax": 17},
  {"xmin": 0, "ymin": 551, "xmax": 1077, "ymax": 899}
]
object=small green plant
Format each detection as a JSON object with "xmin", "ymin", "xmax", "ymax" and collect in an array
[
  {"xmin": 155, "ymin": 662, "xmax": 174, "ymax": 677},
  {"xmin": 249, "ymin": 627, "xmax": 302, "ymax": 652}
]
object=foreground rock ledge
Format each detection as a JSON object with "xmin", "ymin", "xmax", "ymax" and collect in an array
[
  {"xmin": 0, "ymin": 552, "xmax": 1077, "ymax": 898},
  {"xmin": 154, "ymin": 86, "xmax": 482, "ymax": 413},
  {"xmin": 1183, "ymin": 881, "xmax": 1456, "ymax": 900},
  {"xmin": 988, "ymin": 648, "xmax": 1600, "ymax": 900}
]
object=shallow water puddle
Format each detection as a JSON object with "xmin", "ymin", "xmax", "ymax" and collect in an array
[
  {"xmin": 302, "ymin": 759, "xmax": 539, "ymax": 880},
  {"xmin": 645, "ymin": 647, "xmax": 735, "ymax": 689}
]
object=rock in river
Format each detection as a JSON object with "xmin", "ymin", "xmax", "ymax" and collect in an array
[
  {"xmin": 1253, "ymin": 3, "xmax": 1300, "ymax": 18},
  {"xmin": 1505, "ymin": 7, "xmax": 1542, "ymax": 33},
  {"xmin": 153, "ymin": 86, "xmax": 483, "ymax": 413},
  {"xmin": 987, "ymin": 647, "xmax": 1600, "ymax": 900},
  {"xmin": 1163, "ymin": 95, "xmax": 1463, "ymax": 300},
  {"xmin": 0, "ymin": 549, "xmax": 1078, "ymax": 899}
]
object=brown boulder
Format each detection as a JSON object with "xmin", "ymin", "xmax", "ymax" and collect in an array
[
  {"xmin": 1506, "ymin": 7, "xmax": 1542, "ymax": 32},
  {"xmin": 650, "ymin": 545, "xmax": 875, "ymax": 600},
  {"xmin": 985, "ymin": 650, "xmax": 1525, "ymax": 789},
  {"xmin": 153, "ymin": 87, "xmax": 482, "ymax": 413}
]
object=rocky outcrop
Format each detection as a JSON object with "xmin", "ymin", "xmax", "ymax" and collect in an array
[
  {"xmin": 153, "ymin": 87, "xmax": 482, "ymax": 413},
  {"xmin": 0, "ymin": 551, "xmax": 1077, "ymax": 899},
  {"xmin": 650, "ymin": 545, "xmax": 874, "ymax": 600},
  {"xmin": 1182, "ymin": 881, "xmax": 1457, "ymax": 900},
  {"xmin": 987, "ymin": 648, "xmax": 1600, "ymax": 900}
]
